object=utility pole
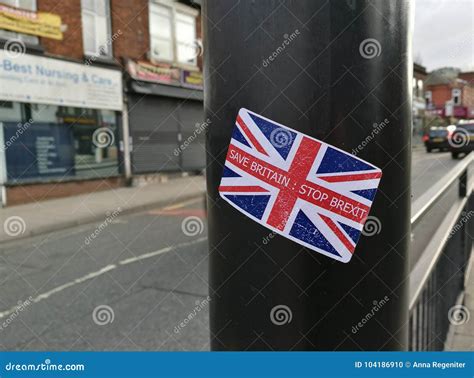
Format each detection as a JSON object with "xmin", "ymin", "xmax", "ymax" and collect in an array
[
  {"xmin": 121, "ymin": 100, "xmax": 133, "ymax": 186},
  {"xmin": 204, "ymin": 0, "xmax": 412, "ymax": 350}
]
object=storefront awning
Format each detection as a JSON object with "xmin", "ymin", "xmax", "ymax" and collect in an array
[{"xmin": 128, "ymin": 80, "xmax": 203, "ymax": 101}]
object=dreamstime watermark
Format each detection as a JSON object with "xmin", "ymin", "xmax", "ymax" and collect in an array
[
  {"xmin": 448, "ymin": 128, "xmax": 470, "ymax": 148},
  {"xmin": 359, "ymin": 38, "xmax": 382, "ymax": 59},
  {"xmin": 84, "ymin": 207, "xmax": 122, "ymax": 245},
  {"xmin": 448, "ymin": 305, "xmax": 470, "ymax": 326},
  {"xmin": 92, "ymin": 127, "xmax": 115, "ymax": 148},
  {"xmin": 92, "ymin": 304, "xmax": 115, "ymax": 325},
  {"xmin": 270, "ymin": 304, "xmax": 292, "ymax": 326},
  {"xmin": 361, "ymin": 216, "xmax": 382, "ymax": 237},
  {"xmin": 3, "ymin": 38, "xmax": 26, "ymax": 58},
  {"xmin": 448, "ymin": 211, "xmax": 474, "ymax": 239},
  {"xmin": 351, "ymin": 296, "xmax": 390, "ymax": 334},
  {"xmin": 3, "ymin": 216, "xmax": 26, "ymax": 237},
  {"xmin": 179, "ymin": 38, "xmax": 203, "ymax": 62},
  {"xmin": 262, "ymin": 29, "xmax": 300, "ymax": 67},
  {"xmin": 0, "ymin": 118, "xmax": 34, "ymax": 153},
  {"xmin": 181, "ymin": 216, "xmax": 204, "ymax": 237},
  {"xmin": 352, "ymin": 118, "xmax": 390, "ymax": 155},
  {"xmin": 174, "ymin": 296, "xmax": 211, "ymax": 334},
  {"xmin": 173, "ymin": 118, "xmax": 211, "ymax": 156},
  {"xmin": 269, "ymin": 127, "xmax": 294, "ymax": 148},
  {"xmin": 0, "ymin": 296, "xmax": 34, "ymax": 332},
  {"xmin": 5, "ymin": 359, "xmax": 85, "ymax": 372},
  {"xmin": 346, "ymin": 0, "xmax": 356, "ymax": 10},
  {"xmin": 85, "ymin": 29, "xmax": 122, "ymax": 66},
  {"xmin": 262, "ymin": 231, "xmax": 276, "ymax": 245}
]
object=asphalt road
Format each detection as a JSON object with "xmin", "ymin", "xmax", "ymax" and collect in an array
[
  {"xmin": 0, "ymin": 198, "xmax": 210, "ymax": 351},
  {"xmin": 411, "ymin": 149, "xmax": 460, "ymax": 202},
  {"xmin": 0, "ymin": 149, "xmax": 464, "ymax": 351}
]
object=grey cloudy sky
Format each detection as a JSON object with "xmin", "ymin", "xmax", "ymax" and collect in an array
[{"xmin": 413, "ymin": 0, "xmax": 473, "ymax": 72}]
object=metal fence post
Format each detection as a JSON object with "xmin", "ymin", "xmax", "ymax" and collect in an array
[{"xmin": 204, "ymin": 0, "xmax": 412, "ymax": 350}]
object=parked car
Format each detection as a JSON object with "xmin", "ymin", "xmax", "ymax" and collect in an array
[
  {"xmin": 449, "ymin": 123, "xmax": 474, "ymax": 159},
  {"xmin": 422, "ymin": 126, "xmax": 449, "ymax": 152}
]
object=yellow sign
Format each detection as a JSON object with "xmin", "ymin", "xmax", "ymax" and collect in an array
[{"xmin": 0, "ymin": 3, "xmax": 62, "ymax": 40}]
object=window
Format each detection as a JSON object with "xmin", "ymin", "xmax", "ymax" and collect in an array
[
  {"xmin": 0, "ymin": 101, "xmax": 22, "ymax": 122},
  {"xmin": 149, "ymin": 0, "xmax": 199, "ymax": 66},
  {"xmin": 175, "ymin": 11, "xmax": 197, "ymax": 65},
  {"xmin": 425, "ymin": 91, "xmax": 432, "ymax": 106},
  {"xmin": 2, "ymin": 103, "xmax": 119, "ymax": 183},
  {"xmin": 149, "ymin": 3, "xmax": 173, "ymax": 61},
  {"xmin": 0, "ymin": 0, "xmax": 39, "ymax": 45},
  {"xmin": 81, "ymin": 0, "xmax": 112, "ymax": 57},
  {"xmin": 452, "ymin": 88, "xmax": 461, "ymax": 106},
  {"xmin": 417, "ymin": 79, "xmax": 423, "ymax": 97}
]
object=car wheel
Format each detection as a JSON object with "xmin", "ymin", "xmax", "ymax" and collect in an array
[
  {"xmin": 451, "ymin": 151, "xmax": 459, "ymax": 159},
  {"xmin": 426, "ymin": 147, "xmax": 432, "ymax": 153}
]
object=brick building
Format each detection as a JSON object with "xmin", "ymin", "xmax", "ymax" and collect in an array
[
  {"xmin": 425, "ymin": 67, "xmax": 474, "ymax": 121},
  {"xmin": 0, "ymin": 0, "xmax": 204, "ymax": 206}
]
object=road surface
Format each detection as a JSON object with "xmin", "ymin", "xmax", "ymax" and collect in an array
[{"xmin": 0, "ymin": 150, "xmax": 463, "ymax": 351}]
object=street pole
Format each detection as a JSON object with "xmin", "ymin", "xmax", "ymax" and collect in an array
[
  {"xmin": 204, "ymin": 0, "xmax": 412, "ymax": 350},
  {"xmin": 121, "ymin": 100, "xmax": 133, "ymax": 186}
]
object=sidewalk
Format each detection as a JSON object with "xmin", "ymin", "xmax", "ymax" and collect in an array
[{"xmin": 0, "ymin": 175, "xmax": 206, "ymax": 243}]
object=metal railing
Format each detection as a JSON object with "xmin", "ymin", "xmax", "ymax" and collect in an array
[{"xmin": 409, "ymin": 153, "xmax": 473, "ymax": 350}]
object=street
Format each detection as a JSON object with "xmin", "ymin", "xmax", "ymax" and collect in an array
[
  {"xmin": 0, "ymin": 198, "xmax": 209, "ymax": 351},
  {"xmin": 0, "ymin": 150, "xmax": 467, "ymax": 351}
]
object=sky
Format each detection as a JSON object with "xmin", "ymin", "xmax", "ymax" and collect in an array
[{"xmin": 413, "ymin": 0, "xmax": 473, "ymax": 72}]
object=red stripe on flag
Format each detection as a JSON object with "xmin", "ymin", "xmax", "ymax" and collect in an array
[
  {"xmin": 266, "ymin": 137, "xmax": 321, "ymax": 231},
  {"xmin": 319, "ymin": 172, "xmax": 382, "ymax": 183},
  {"xmin": 319, "ymin": 213, "xmax": 355, "ymax": 254},
  {"xmin": 219, "ymin": 185, "xmax": 269, "ymax": 193},
  {"xmin": 236, "ymin": 115, "xmax": 269, "ymax": 156},
  {"xmin": 226, "ymin": 143, "xmax": 369, "ymax": 224}
]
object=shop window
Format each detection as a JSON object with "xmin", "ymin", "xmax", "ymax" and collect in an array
[
  {"xmin": 30, "ymin": 104, "xmax": 59, "ymax": 123},
  {"xmin": 0, "ymin": 0, "xmax": 39, "ymax": 45},
  {"xmin": 81, "ymin": 0, "xmax": 113, "ymax": 57},
  {"xmin": 3, "ymin": 102, "xmax": 119, "ymax": 183},
  {"xmin": 0, "ymin": 101, "xmax": 23, "ymax": 122},
  {"xmin": 149, "ymin": 0, "xmax": 199, "ymax": 67},
  {"xmin": 452, "ymin": 88, "xmax": 461, "ymax": 106}
]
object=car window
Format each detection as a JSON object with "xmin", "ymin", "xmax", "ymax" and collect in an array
[
  {"xmin": 429, "ymin": 129, "xmax": 447, "ymax": 137},
  {"xmin": 459, "ymin": 124, "xmax": 474, "ymax": 132}
]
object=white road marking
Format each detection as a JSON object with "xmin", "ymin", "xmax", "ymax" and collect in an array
[{"xmin": 0, "ymin": 237, "xmax": 207, "ymax": 320}]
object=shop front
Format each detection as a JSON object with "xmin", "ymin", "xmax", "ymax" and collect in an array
[
  {"xmin": 125, "ymin": 59, "xmax": 205, "ymax": 176},
  {"xmin": 0, "ymin": 50, "xmax": 123, "ymax": 206}
]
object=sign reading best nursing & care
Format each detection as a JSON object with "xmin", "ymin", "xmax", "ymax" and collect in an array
[{"xmin": 0, "ymin": 50, "xmax": 123, "ymax": 111}]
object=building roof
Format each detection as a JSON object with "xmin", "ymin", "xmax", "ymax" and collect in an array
[
  {"xmin": 425, "ymin": 67, "xmax": 462, "ymax": 86},
  {"xmin": 414, "ymin": 62, "xmax": 427, "ymax": 75}
]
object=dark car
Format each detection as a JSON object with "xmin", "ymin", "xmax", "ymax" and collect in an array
[
  {"xmin": 423, "ymin": 126, "xmax": 449, "ymax": 152},
  {"xmin": 449, "ymin": 123, "xmax": 474, "ymax": 159}
]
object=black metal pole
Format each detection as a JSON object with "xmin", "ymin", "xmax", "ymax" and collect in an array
[{"xmin": 205, "ymin": 0, "xmax": 412, "ymax": 350}]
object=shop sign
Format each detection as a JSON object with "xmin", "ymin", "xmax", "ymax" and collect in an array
[
  {"xmin": 0, "ymin": 3, "xmax": 62, "ymax": 40},
  {"xmin": 426, "ymin": 108, "xmax": 444, "ymax": 117},
  {"xmin": 180, "ymin": 69, "xmax": 203, "ymax": 90},
  {"xmin": 0, "ymin": 51, "xmax": 123, "ymax": 110},
  {"xmin": 453, "ymin": 106, "xmax": 467, "ymax": 118},
  {"xmin": 126, "ymin": 60, "xmax": 180, "ymax": 86}
]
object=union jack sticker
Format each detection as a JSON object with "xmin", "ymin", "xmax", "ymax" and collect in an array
[{"xmin": 219, "ymin": 108, "xmax": 382, "ymax": 263}]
